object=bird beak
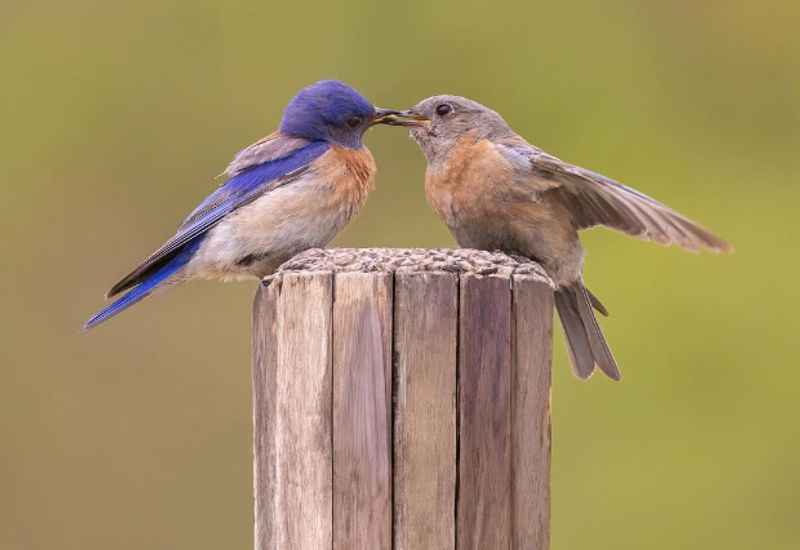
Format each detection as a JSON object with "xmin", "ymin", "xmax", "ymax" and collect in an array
[
  {"xmin": 372, "ymin": 108, "xmax": 430, "ymax": 127},
  {"xmin": 371, "ymin": 108, "xmax": 404, "ymax": 126}
]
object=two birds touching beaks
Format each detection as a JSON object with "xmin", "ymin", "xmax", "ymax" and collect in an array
[{"xmin": 85, "ymin": 80, "xmax": 732, "ymax": 381}]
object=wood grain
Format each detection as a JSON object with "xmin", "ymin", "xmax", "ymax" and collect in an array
[
  {"xmin": 268, "ymin": 272, "xmax": 334, "ymax": 550},
  {"xmin": 252, "ymin": 283, "xmax": 279, "ymax": 550},
  {"xmin": 394, "ymin": 272, "xmax": 458, "ymax": 550},
  {"xmin": 458, "ymin": 273, "xmax": 513, "ymax": 550},
  {"xmin": 252, "ymin": 250, "xmax": 555, "ymax": 550},
  {"xmin": 511, "ymin": 277, "xmax": 553, "ymax": 550},
  {"xmin": 332, "ymin": 273, "xmax": 393, "ymax": 550},
  {"xmin": 274, "ymin": 248, "xmax": 553, "ymax": 284}
]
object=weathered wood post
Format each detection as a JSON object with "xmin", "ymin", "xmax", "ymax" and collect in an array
[{"xmin": 252, "ymin": 248, "xmax": 554, "ymax": 550}]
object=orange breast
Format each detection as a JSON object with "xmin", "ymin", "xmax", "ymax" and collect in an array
[
  {"xmin": 325, "ymin": 145, "xmax": 376, "ymax": 206},
  {"xmin": 307, "ymin": 145, "xmax": 377, "ymax": 222},
  {"xmin": 425, "ymin": 136, "xmax": 515, "ymax": 226}
]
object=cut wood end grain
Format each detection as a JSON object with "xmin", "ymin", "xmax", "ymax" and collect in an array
[{"xmin": 263, "ymin": 248, "xmax": 554, "ymax": 287}]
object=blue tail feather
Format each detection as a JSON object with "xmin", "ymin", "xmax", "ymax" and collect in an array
[{"xmin": 84, "ymin": 241, "xmax": 199, "ymax": 331}]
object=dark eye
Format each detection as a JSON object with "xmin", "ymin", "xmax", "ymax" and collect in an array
[
  {"xmin": 347, "ymin": 116, "xmax": 363, "ymax": 128},
  {"xmin": 435, "ymin": 103, "xmax": 453, "ymax": 116}
]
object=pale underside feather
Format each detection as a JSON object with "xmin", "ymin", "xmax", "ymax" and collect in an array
[{"xmin": 106, "ymin": 134, "xmax": 327, "ymax": 298}]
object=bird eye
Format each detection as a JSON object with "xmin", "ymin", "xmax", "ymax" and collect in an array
[
  {"xmin": 347, "ymin": 116, "xmax": 363, "ymax": 128},
  {"xmin": 435, "ymin": 103, "xmax": 453, "ymax": 116}
]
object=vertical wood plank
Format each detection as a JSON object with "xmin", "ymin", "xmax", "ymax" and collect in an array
[
  {"xmin": 332, "ymin": 273, "xmax": 393, "ymax": 550},
  {"xmin": 511, "ymin": 277, "xmax": 553, "ymax": 550},
  {"xmin": 272, "ymin": 272, "xmax": 334, "ymax": 550},
  {"xmin": 458, "ymin": 274, "xmax": 512, "ymax": 550},
  {"xmin": 254, "ymin": 251, "xmax": 554, "ymax": 550},
  {"xmin": 394, "ymin": 272, "xmax": 458, "ymax": 550},
  {"xmin": 253, "ymin": 283, "xmax": 279, "ymax": 550}
]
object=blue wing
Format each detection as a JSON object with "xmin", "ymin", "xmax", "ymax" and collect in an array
[
  {"xmin": 104, "ymin": 135, "xmax": 330, "ymax": 298},
  {"xmin": 84, "ymin": 239, "xmax": 203, "ymax": 330},
  {"xmin": 85, "ymin": 135, "xmax": 329, "ymax": 330}
]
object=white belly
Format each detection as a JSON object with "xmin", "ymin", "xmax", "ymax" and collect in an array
[{"xmin": 185, "ymin": 179, "xmax": 354, "ymax": 281}]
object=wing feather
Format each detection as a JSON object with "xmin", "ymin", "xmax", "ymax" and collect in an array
[
  {"xmin": 106, "ymin": 136, "xmax": 329, "ymax": 298},
  {"xmin": 496, "ymin": 138, "xmax": 731, "ymax": 253}
]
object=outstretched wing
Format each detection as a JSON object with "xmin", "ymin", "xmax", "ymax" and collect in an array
[
  {"xmin": 496, "ymin": 137, "xmax": 731, "ymax": 253},
  {"xmin": 106, "ymin": 134, "xmax": 329, "ymax": 298}
]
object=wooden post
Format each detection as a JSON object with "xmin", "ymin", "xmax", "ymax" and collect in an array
[{"xmin": 252, "ymin": 249, "xmax": 554, "ymax": 550}]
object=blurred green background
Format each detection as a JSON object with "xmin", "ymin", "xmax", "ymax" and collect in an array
[{"xmin": 2, "ymin": 1, "xmax": 798, "ymax": 548}]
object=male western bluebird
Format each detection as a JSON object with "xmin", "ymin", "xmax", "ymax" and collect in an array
[
  {"xmin": 85, "ymin": 80, "xmax": 400, "ymax": 330},
  {"xmin": 388, "ymin": 96, "xmax": 731, "ymax": 380}
]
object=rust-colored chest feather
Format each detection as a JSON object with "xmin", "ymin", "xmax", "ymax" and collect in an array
[
  {"xmin": 423, "ymin": 135, "xmax": 579, "ymax": 268},
  {"xmin": 425, "ymin": 136, "xmax": 515, "ymax": 227},
  {"xmin": 324, "ymin": 145, "xmax": 377, "ymax": 211}
]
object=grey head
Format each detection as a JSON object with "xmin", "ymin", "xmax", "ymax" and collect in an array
[{"xmin": 386, "ymin": 95, "xmax": 515, "ymax": 163}]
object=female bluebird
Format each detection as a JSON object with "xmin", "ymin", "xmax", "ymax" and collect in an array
[
  {"xmin": 388, "ymin": 96, "xmax": 732, "ymax": 381},
  {"xmin": 85, "ymin": 80, "xmax": 400, "ymax": 330}
]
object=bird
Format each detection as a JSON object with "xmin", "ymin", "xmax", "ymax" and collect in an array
[
  {"xmin": 386, "ymin": 96, "xmax": 732, "ymax": 380},
  {"xmin": 84, "ymin": 80, "xmax": 400, "ymax": 330}
]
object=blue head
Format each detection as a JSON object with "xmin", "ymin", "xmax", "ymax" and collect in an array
[{"xmin": 279, "ymin": 80, "xmax": 399, "ymax": 148}]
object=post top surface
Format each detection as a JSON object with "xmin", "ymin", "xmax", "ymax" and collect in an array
[{"xmin": 267, "ymin": 248, "xmax": 553, "ymax": 286}]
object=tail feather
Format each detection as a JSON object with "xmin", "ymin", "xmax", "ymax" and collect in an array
[
  {"xmin": 555, "ymin": 282, "xmax": 621, "ymax": 381},
  {"xmin": 585, "ymin": 287, "xmax": 609, "ymax": 316},
  {"xmin": 83, "ymin": 249, "xmax": 192, "ymax": 331},
  {"xmin": 554, "ymin": 288, "xmax": 596, "ymax": 379}
]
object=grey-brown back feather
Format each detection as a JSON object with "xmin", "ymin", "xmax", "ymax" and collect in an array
[{"xmin": 223, "ymin": 133, "xmax": 310, "ymax": 177}]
